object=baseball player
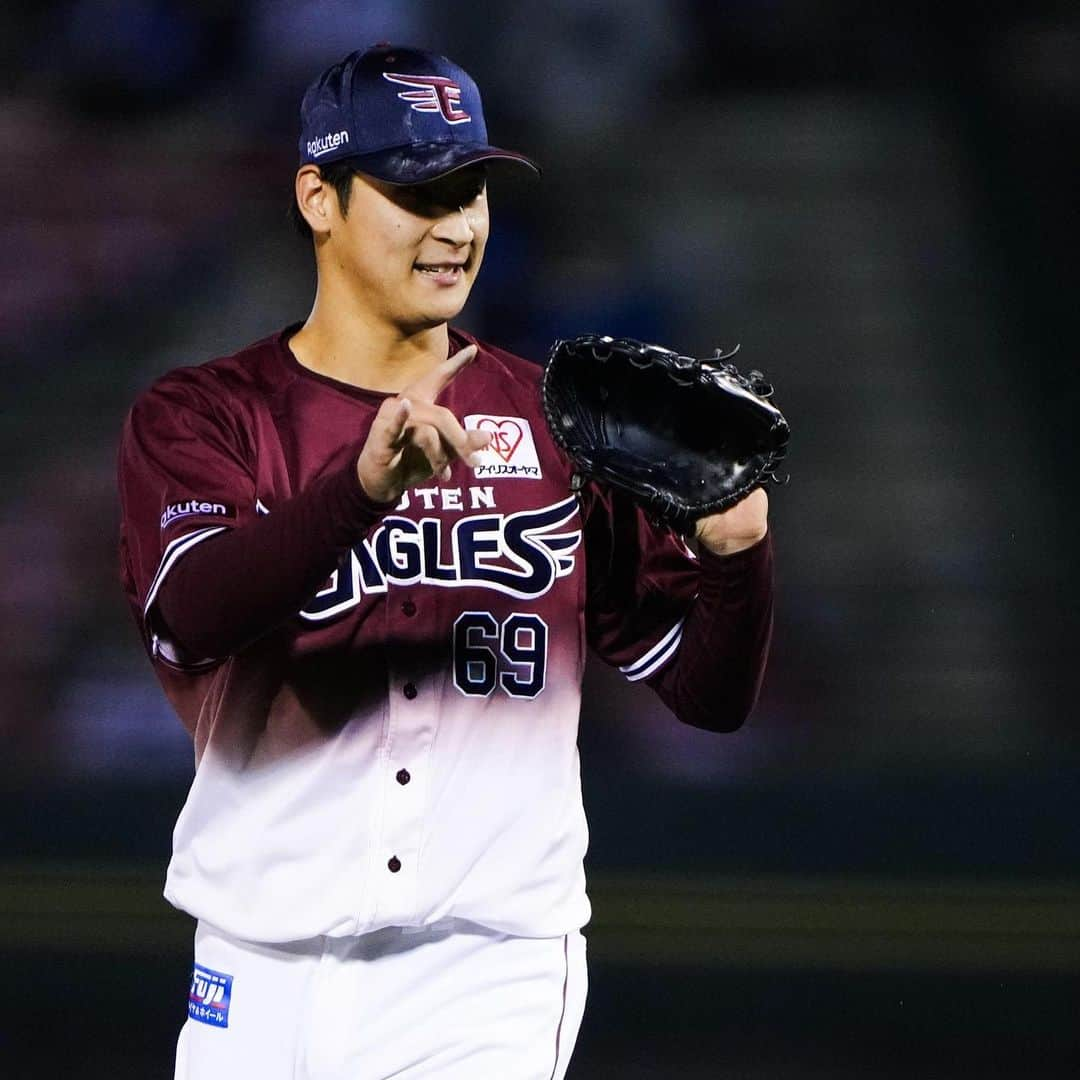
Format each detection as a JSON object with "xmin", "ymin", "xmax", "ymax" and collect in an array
[{"xmin": 117, "ymin": 44, "xmax": 773, "ymax": 1079}]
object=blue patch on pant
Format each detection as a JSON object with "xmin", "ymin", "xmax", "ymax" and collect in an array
[{"xmin": 188, "ymin": 963, "xmax": 233, "ymax": 1028}]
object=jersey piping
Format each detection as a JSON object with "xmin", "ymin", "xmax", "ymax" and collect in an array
[
  {"xmin": 144, "ymin": 526, "xmax": 229, "ymax": 666},
  {"xmin": 619, "ymin": 614, "xmax": 686, "ymax": 682}
]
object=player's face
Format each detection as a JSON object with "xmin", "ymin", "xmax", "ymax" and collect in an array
[{"xmin": 333, "ymin": 165, "xmax": 489, "ymax": 332}]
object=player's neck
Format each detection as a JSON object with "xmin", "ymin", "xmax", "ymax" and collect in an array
[{"xmin": 291, "ymin": 300, "xmax": 451, "ymax": 394}]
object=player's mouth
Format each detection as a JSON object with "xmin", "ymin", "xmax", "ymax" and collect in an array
[{"xmin": 413, "ymin": 259, "xmax": 469, "ymax": 286}]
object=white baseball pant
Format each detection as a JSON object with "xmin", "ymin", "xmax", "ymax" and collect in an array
[{"xmin": 175, "ymin": 918, "xmax": 587, "ymax": 1079}]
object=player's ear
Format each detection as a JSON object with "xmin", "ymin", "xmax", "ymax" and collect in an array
[{"xmin": 295, "ymin": 165, "xmax": 334, "ymax": 237}]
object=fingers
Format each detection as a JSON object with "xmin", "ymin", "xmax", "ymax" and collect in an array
[
  {"xmin": 387, "ymin": 397, "xmax": 412, "ymax": 445},
  {"xmin": 359, "ymin": 365, "xmax": 494, "ymax": 501},
  {"xmin": 386, "ymin": 341, "xmax": 490, "ymax": 462},
  {"xmin": 367, "ymin": 395, "xmax": 413, "ymax": 458},
  {"xmin": 406, "ymin": 400, "xmax": 492, "ymax": 466},
  {"xmin": 463, "ymin": 427, "xmax": 493, "ymax": 464},
  {"xmin": 382, "ymin": 404, "xmax": 491, "ymax": 483},
  {"xmin": 411, "ymin": 424, "xmax": 451, "ymax": 483},
  {"xmin": 403, "ymin": 343, "xmax": 478, "ymax": 404}
]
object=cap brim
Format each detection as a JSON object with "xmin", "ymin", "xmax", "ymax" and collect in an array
[{"xmin": 337, "ymin": 142, "xmax": 540, "ymax": 185}]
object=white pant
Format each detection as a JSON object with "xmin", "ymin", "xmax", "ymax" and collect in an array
[{"xmin": 175, "ymin": 919, "xmax": 587, "ymax": 1079}]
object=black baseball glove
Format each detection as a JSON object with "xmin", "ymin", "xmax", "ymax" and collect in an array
[{"xmin": 541, "ymin": 334, "xmax": 789, "ymax": 531}]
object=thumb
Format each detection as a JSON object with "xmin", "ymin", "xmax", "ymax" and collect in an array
[{"xmin": 463, "ymin": 427, "xmax": 494, "ymax": 465}]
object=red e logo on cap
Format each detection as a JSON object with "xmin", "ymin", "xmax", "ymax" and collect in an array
[{"xmin": 383, "ymin": 72, "xmax": 471, "ymax": 125}]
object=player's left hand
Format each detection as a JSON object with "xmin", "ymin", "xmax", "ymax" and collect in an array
[{"xmin": 694, "ymin": 487, "xmax": 769, "ymax": 556}]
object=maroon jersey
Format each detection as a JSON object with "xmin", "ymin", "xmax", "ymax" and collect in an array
[{"xmin": 117, "ymin": 325, "xmax": 744, "ymax": 943}]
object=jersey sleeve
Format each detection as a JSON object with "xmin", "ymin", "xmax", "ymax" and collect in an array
[
  {"xmin": 117, "ymin": 371, "xmax": 257, "ymax": 667},
  {"xmin": 581, "ymin": 483, "xmax": 700, "ymax": 682},
  {"xmin": 583, "ymin": 483, "xmax": 775, "ymax": 730}
]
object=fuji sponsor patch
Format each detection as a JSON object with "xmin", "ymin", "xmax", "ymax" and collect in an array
[
  {"xmin": 188, "ymin": 963, "xmax": 233, "ymax": 1028},
  {"xmin": 160, "ymin": 499, "xmax": 235, "ymax": 531},
  {"xmin": 465, "ymin": 415, "xmax": 542, "ymax": 480}
]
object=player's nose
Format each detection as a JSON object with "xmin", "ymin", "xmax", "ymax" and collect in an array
[{"xmin": 430, "ymin": 205, "xmax": 476, "ymax": 246}]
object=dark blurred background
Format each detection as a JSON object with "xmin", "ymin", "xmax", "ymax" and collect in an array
[{"xmin": 2, "ymin": 1, "xmax": 1078, "ymax": 1077}]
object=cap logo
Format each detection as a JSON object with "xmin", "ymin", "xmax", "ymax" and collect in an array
[
  {"xmin": 307, "ymin": 130, "xmax": 350, "ymax": 158},
  {"xmin": 383, "ymin": 72, "xmax": 471, "ymax": 125}
]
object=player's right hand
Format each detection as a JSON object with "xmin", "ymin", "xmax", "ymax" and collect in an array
[{"xmin": 356, "ymin": 343, "xmax": 493, "ymax": 504}]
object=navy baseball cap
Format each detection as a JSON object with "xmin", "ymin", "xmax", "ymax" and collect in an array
[{"xmin": 298, "ymin": 44, "xmax": 539, "ymax": 184}]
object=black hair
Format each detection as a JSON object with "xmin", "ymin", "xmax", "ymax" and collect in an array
[{"xmin": 288, "ymin": 159, "xmax": 359, "ymax": 241}]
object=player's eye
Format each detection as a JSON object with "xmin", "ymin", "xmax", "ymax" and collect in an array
[
  {"xmin": 455, "ymin": 168, "xmax": 488, "ymax": 203},
  {"xmin": 459, "ymin": 180, "xmax": 486, "ymax": 205},
  {"xmin": 393, "ymin": 185, "xmax": 453, "ymax": 217},
  {"xmin": 418, "ymin": 169, "xmax": 487, "ymax": 211},
  {"xmin": 393, "ymin": 187, "xmax": 428, "ymax": 210},
  {"xmin": 388, "ymin": 166, "xmax": 486, "ymax": 219}
]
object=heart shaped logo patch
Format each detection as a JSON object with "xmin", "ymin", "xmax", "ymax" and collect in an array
[{"xmin": 464, "ymin": 415, "xmax": 543, "ymax": 480}]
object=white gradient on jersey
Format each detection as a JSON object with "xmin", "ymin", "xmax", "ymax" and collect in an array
[{"xmin": 164, "ymin": 642, "xmax": 591, "ymax": 942}]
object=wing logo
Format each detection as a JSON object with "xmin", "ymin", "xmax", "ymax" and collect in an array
[
  {"xmin": 299, "ymin": 497, "xmax": 582, "ymax": 621},
  {"xmin": 383, "ymin": 72, "xmax": 471, "ymax": 124}
]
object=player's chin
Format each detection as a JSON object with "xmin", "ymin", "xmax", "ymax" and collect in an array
[{"xmin": 409, "ymin": 279, "xmax": 476, "ymax": 323}]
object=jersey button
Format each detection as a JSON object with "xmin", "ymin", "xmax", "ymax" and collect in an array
[
  {"xmin": 387, "ymin": 856, "xmax": 402, "ymax": 873},
  {"xmin": 396, "ymin": 768, "xmax": 411, "ymax": 785},
  {"xmin": 403, "ymin": 683, "xmax": 418, "ymax": 700},
  {"xmin": 401, "ymin": 600, "xmax": 417, "ymax": 617}
]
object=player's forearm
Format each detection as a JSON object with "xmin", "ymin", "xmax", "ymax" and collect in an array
[
  {"xmin": 153, "ymin": 461, "xmax": 391, "ymax": 661},
  {"xmin": 649, "ymin": 532, "xmax": 774, "ymax": 732}
]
